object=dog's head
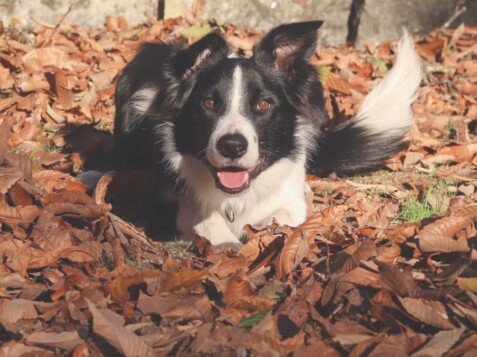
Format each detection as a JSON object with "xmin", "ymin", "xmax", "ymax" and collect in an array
[{"xmin": 172, "ymin": 21, "xmax": 325, "ymax": 194}]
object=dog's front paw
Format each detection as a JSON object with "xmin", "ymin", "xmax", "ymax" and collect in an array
[
  {"xmin": 215, "ymin": 242, "xmax": 243, "ymax": 253},
  {"xmin": 203, "ymin": 229, "xmax": 241, "ymax": 245}
]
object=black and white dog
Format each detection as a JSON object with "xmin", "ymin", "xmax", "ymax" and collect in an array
[{"xmin": 112, "ymin": 21, "xmax": 421, "ymax": 245}]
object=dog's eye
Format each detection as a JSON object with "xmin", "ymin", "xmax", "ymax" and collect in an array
[
  {"xmin": 203, "ymin": 98, "xmax": 215, "ymax": 110},
  {"xmin": 256, "ymin": 99, "xmax": 271, "ymax": 111}
]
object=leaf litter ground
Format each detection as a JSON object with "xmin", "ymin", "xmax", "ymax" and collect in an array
[{"xmin": 0, "ymin": 15, "xmax": 477, "ymax": 356}]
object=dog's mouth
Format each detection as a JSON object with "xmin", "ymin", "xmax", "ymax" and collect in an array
[
  {"xmin": 214, "ymin": 167, "xmax": 251, "ymax": 194},
  {"xmin": 210, "ymin": 166, "xmax": 256, "ymax": 194}
]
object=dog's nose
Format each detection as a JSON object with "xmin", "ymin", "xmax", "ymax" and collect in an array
[{"xmin": 216, "ymin": 133, "xmax": 248, "ymax": 159}]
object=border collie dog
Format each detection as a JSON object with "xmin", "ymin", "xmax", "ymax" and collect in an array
[{"xmin": 113, "ymin": 21, "xmax": 421, "ymax": 245}]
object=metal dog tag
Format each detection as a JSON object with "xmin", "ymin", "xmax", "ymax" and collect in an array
[{"xmin": 225, "ymin": 205, "xmax": 235, "ymax": 223}]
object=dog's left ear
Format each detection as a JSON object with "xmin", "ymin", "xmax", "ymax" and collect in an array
[{"xmin": 254, "ymin": 21, "xmax": 323, "ymax": 74}]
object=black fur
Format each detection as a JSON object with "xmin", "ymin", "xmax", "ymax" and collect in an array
[{"xmin": 310, "ymin": 122, "xmax": 409, "ymax": 176}]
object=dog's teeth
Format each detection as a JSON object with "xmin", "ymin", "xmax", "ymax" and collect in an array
[{"xmin": 225, "ymin": 206, "xmax": 235, "ymax": 223}]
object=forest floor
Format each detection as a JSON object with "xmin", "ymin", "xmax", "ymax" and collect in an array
[{"xmin": 0, "ymin": 15, "xmax": 477, "ymax": 356}]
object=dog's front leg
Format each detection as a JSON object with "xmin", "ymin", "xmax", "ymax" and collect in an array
[
  {"xmin": 194, "ymin": 210, "xmax": 242, "ymax": 245},
  {"xmin": 253, "ymin": 190, "xmax": 308, "ymax": 230},
  {"xmin": 176, "ymin": 197, "xmax": 241, "ymax": 245}
]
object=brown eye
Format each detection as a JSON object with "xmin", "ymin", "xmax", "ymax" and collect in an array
[
  {"xmin": 203, "ymin": 98, "xmax": 215, "ymax": 110},
  {"xmin": 257, "ymin": 99, "xmax": 271, "ymax": 111}
]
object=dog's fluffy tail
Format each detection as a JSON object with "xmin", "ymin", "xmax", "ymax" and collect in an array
[{"xmin": 311, "ymin": 31, "xmax": 422, "ymax": 176}]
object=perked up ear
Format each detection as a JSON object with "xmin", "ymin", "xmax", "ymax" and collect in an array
[
  {"xmin": 254, "ymin": 21, "xmax": 324, "ymax": 74},
  {"xmin": 175, "ymin": 32, "xmax": 228, "ymax": 79}
]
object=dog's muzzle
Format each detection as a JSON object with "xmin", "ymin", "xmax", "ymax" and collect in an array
[{"xmin": 207, "ymin": 133, "xmax": 259, "ymax": 194}]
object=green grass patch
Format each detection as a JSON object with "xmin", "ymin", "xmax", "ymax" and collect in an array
[
  {"xmin": 369, "ymin": 56, "xmax": 388, "ymax": 72},
  {"xmin": 445, "ymin": 121, "xmax": 457, "ymax": 139},
  {"xmin": 239, "ymin": 311, "xmax": 267, "ymax": 328},
  {"xmin": 42, "ymin": 142, "xmax": 62, "ymax": 152},
  {"xmin": 180, "ymin": 22, "xmax": 218, "ymax": 38},
  {"xmin": 398, "ymin": 180, "xmax": 456, "ymax": 222},
  {"xmin": 399, "ymin": 198, "xmax": 442, "ymax": 223}
]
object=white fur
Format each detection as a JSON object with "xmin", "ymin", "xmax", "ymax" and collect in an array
[
  {"xmin": 206, "ymin": 66, "xmax": 260, "ymax": 169},
  {"xmin": 130, "ymin": 87, "xmax": 156, "ymax": 115},
  {"xmin": 154, "ymin": 122, "xmax": 183, "ymax": 173},
  {"xmin": 177, "ymin": 155, "xmax": 307, "ymax": 244},
  {"xmin": 354, "ymin": 31, "xmax": 421, "ymax": 134},
  {"xmin": 295, "ymin": 116, "xmax": 319, "ymax": 160}
]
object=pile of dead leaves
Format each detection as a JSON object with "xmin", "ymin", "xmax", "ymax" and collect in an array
[{"xmin": 0, "ymin": 13, "xmax": 477, "ymax": 356}]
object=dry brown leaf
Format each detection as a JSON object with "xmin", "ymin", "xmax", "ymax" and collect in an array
[
  {"xmin": 9, "ymin": 182, "xmax": 34, "ymax": 206},
  {"xmin": 0, "ymin": 167, "xmax": 22, "ymax": 195},
  {"xmin": 415, "ymin": 38, "xmax": 445, "ymax": 61},
  {"xmin": 45, "ymin": 202, "xmax": 110, "ymax": 220},
  {"xmin": 0, "ymin": 203, "xmax": 39, "ymax": 227},
  {"xmin": 86, "ymin": 300, "xmax": 157, "ymax": 356},
  {"xmin": 276, "ymin": 211, "xmax": 329, "ymax": 277},
  {"xmin": 0, "ymin": 97, "xmax": 16, "ymax": 114},
  {"xmin": 326, "ymin": 73, "xmax": 353, "ymax": 94},
  {"xmin": 435, "ymin": 144, "xmax": 477, "ymax": 163},
  {"xmin": 445, "ymin": 333, "xmax": 477, "ymax": 357},
  {"xmin": 417, "ymin": 216, "xmax": 470, "ymax": 253},
  {"xmin": 0, "ymin": 120, "xmax": 11, "ymax": 164},
  {"xmin": 398, "ymin": 297, "xmax": 455, "ymax": 330},
  {"xmin": 138, "ymin": 294, "xmax": 212, "ymax": 320},
  {"xmin": 25, "ymin": 331, "xmax": 83, "ymax": 351},
  {"xmin": 0, "ymin": 299, "xmax": 51, "ymax": 329},
  {"xmin": 340, "ymin": 267, "xmax": 382, "ymax": 288},
  {"xmin": 0, "ymin": 272, "xmax": 26, "ymax": 288},
  {"xmin": 0, "ymin": 342, "xmax": 53, "ymax": 357},
  {"xmin": 45, "ymin": 69, "xmax": 74, "ymax": 106},
  {"xmin": 276, "ymin": 230, "xmax": 310, "ymax": 278},
  {"xmin": 410, "ymin": 328, "xmax": 464, "ymax": 356},
  {"xmin": 223, "ymin": 274, "xmax": 254, "ymax": 307},
  {"xmin": 160, "ymin": 269, "xmax": 206, "ymax": 293},
  {"xmin": 107, "ymin": 270, "xmax": 161, "ymax": 303},
  {"xmin": 376, "ymin": 261, "xmax": 419, "ymax": 297}
]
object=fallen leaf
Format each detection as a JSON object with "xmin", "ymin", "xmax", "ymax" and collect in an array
[
  {"xmin": 417, "ymin": 216, "xmax": 470, "ymax": 253},
  {"xmin": 398, "ymin": 297, "xmax": 455, "ymax": 330},
  {"xmin": 410, "ymin": 328, "xmax": 464, "ymax": 356},
  {"xmin": 26, "ymin": 331, "xmax": 83, "ymax": 351},
  {"xmin": 86, "ymin": 299, "xmax": 157, "ymax": 356},
  {"xmin": 0, "ymin": 120, "xmax": 11, "ymax": 164}
]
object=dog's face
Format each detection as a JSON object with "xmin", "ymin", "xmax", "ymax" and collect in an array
[{"xmin": 173, "ymin": 22, "xmax": 325, "ymax": 194}]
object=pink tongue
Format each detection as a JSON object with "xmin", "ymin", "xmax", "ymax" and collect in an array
[{"xmin": 217, "ymin": 171, "xmax": 249, "ymax": 189}]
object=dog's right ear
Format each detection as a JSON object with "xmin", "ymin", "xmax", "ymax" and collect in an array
[{"xmin": 175, "ymin": 33, "xmax": 228, "ymax": 79}]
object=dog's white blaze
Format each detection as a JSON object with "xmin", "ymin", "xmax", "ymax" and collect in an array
[
  {"xmin": 206, "ymin": 66, "xmax": 259, "ymax": 169},
  {"xmin": 130, "ymin": 87, "xmax": 156, "ymax": 114},
  {"xmin": 354, "ymin": 31, "xmax": 421, "ymax": 134}
]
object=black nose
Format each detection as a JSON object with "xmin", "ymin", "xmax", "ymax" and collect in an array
[{"xmin": 216, "ymin": 133, "xmax": 248, "ymax": 159}]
